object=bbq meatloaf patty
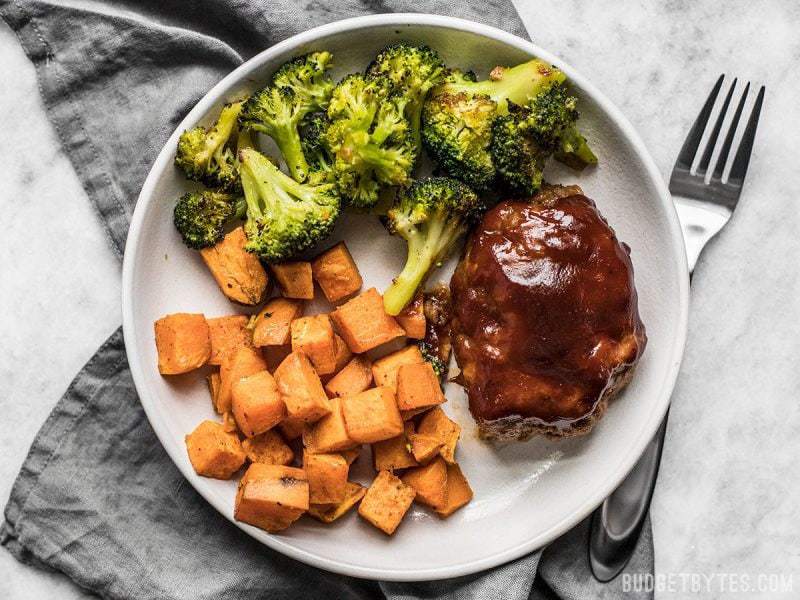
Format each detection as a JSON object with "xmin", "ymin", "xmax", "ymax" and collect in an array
[{"xmin": 450, "ymin": 185, "xmax": 647, "ymax": 440}]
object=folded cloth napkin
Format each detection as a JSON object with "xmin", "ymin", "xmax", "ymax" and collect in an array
[{"xmin": 0, "ymin": 1, "xmax": 654, "ymax": 598}]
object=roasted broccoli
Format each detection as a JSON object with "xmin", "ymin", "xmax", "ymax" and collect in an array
[
  {"xmin": 237, "ymin": 148, "xmax": 340, "ymax": 261},
  {"xmin": 300, "ymin": 112, "xmax": 334, "ymax": 184},
  {"xmin": 175, "ymin": 101, "xmax": 245, "ymax": 190},
  {"xmin": 239, "ymin": 52, "xmax": 334, "ymax": 183},
  {"xmin": 173, "ymin": 190, "xmax": 245, "ymax": 249},
  {"xmin": 422, "ymin": 59, "xmax": 567, "ymax": 190},
  {"xmin": 491, "ymin": 84, "xmax": 598, "ymax": 194},
  {"xmin": 324, "ymin": 74, "xmax": 416, "ymax": 209},
  {"xmin": 381, "ymin": 177, "xmax": 484, "ymax": 315},
  {"xmin": 366, "ymin": 42, "xmax": 447, "ymax": 149}
]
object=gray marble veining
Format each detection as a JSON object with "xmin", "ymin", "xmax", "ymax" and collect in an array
[{"xmin": 2, "ymin": 1, "xmax": 800, "ymax": 597}]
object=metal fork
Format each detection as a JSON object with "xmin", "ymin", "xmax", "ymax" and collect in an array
[{"xmin": 588, "ymin": 75, "xmax": 766, "ymax": 582}]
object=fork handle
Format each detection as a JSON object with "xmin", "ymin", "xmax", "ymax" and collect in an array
[
  {"xmin": 674, "ymin": 197, "xmax": 731, "ymax": 271},
  {"xmin": 589, "ymin": 413, "xmax": 669, "ymax": 581}
]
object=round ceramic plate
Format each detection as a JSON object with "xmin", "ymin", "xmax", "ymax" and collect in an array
[{"xmin": 122, "ymin": 14, "xmax": 689, "ymax": 581}]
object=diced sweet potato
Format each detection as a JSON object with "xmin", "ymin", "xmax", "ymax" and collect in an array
[
  {"xmin": 303, "ymin": 397, "xmax": 357, "ymax": 453},
  {"xmin": 436, "ymin": 463, "xmax": 473, "ymax": 517},
  {"xmin": 417, "ymin": 407, "xmax": 461, "ymax": 464},
  {"xmin": 311, "ymin": 242, "xmax": 363, "ymax": 303},
  {"xmin": 274, "ymin": 351, "xmax": 331, "ymax": 423},
  {"xmin": 371, "ymin": 345, "xmax": 424, "ymax": 391},
  {"xmin": 241, "ymin": 430, "xmax": 294, "ymax": 465},
  {"xmin": 400, "ymin": 407, "xmax": 429, "ymax": 421},
  {"xmin": 408, "ymin": 432, "xmax": 444, "ymax": 464},
  {"xmin": 231, "ymin": 370, "xmax": 286, "ymax": 437},
  {"xmin": 330, "ymin": 288, "xmax": 405, "ymax": 353},
  {"xmin": 234, "ymin": 464, "xmax": 309, "ymax": 532},
  {"xmin": 341, "ymin": 386, "xmax": 403, "ymax": 444},
  {"xmin": 154, "ymin": 313, "xmax": 211, "ymax": 375},
  {"xmin": 372, "ymin": 423, "xmax": 418, "ymax": 471},
  {"xmin": 307, "ymin": 481, "xmax": 366, "ymax": 523},
  {"xmin": 271, "ymin": 261, "xmax": 314, "ymax": 300},
  {"xmin": 341, "ymin": 447, "xmax": 361, "ymax": 465},
  {"xmin": 207, "ymin": 315, "xmax": 253, "ymax": 366},
  {"xmin": 185, "ymin": 420, "xmax": 246, "ymax": 479},
  {"xmin": 290, "ymin": 314, "xmax": 337, "ymax": 375},
  {"xmin": 251, "ymin": 298, "xmax": 304, "ymax": 347},
  {"xmin": 207, "ymin": 372, "xmax": 221, "ymax": 406},
  {"xmin": 217, "ymin": 347, "xmax": 267, "ymax": 414},
  {"xmin": 278, "ymin": 415, "xmax": 305, "ymax": 440},
  {"xmin": 263, "ymin": 344, "xmax": 292, "ymax": 371},
  {"xmin": 200, "ymin": 227, "xmax": 268, "ymax": 305},
  {"xmin": 358, "ymin": 470, "xmax": 416, "ymax": 535},
  {"xmin": 303, "ymin": 451, "xmax": 349, "ymax": 504},
  {"xmin": 324, "ymin": 355, "xmax": 373, "ymax": 399},
  {"xmin": 402, "ymin": 457, "xmax": 448, "ymax": 510},
  {"xmin": 396, "ymin": 362, "xmax": 445, "ymax": 411},
  {"xmin": 395, "ymin": 295, "xmax": 426, "ymax": 339},
  {"xmin": 331, "ymin": 334, "xmax": 353, "ymax": 373},
  {"xmin": 222, "ymin": 411, "xmax": 239, "ymax": 434}
]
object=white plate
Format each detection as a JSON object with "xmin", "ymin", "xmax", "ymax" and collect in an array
[{"xmin": 122, "ymin": 14, "xmax": 689, "ymax": 581}]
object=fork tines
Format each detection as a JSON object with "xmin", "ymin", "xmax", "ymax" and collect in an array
[{"xmin": 671, "ymin": 75, "xmax": 765, "ymax": 203}]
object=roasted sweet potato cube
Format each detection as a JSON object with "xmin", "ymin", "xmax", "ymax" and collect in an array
[
  {"xmin": 263, "ymin": 344, "xmax": 292, "ymax": 371},
  {"xmin": 303, "ymin": 398, "xmax": 357, "ymax": 453},
  {"xmin": 408, "ymin": 432, "xmax": 444, "ymax": 464},
  {"xmin": 331, "ymin": 334, "xmax": 353, "ymax": 373},
  {"xmin": 274, "ymin": 351, "xmax": 331, "ymax": 423},
  {"xmin": 341, "ymin": 447, "xmax": 361, "ymax": 465},
  {"xmin": 402, "ymin": 457, "xmax": 448, "ymax": 510},
  {"xmin": 200, "ymin": 227, "xmax": 268, "ymax": 305},
  {"xmin": 303, "ymin": 451, "xmax": 349, "ymax": 504},
  {"xmin": 217, "ymin": 347, "xmax": 267, "ymax": 414},
  {"xmin": 185, "ymin": 420, "xmax": 246, "ymax": 479},
  {"xmin": 278, "ymin": 415, "xmax": 305, "ymax": 440},
  {"xmin": 371, "ymin": 345, "xmax": 424, "ymax": 391},
  {"xmin": 234, "ymin": 464, "xmax": 309, "ymax": 532},
  {"xmin": 324, "ymin": 355, "xmax": 373, "ymax": 399},
  {"xmin": 311, "ymin": 242, "xmax": 363, "ymax": 303},
  {"xmin": 396, "ymin": 362, "xmax": 445, "ymax": 411},
  {"xmin": 436, "ymin": 463, "xmax": 473, "ymax": 517},
  {"xmin": 207, "ymin": 315, "xmax": 253, "ymax": 366},
  {"xmin": 241, "ymin": 430, "xmax": 294, "ymax": 465},
  {"xmin": 417, "ymin": 407, "xmax": 461, "ymax": 464},
  {"xmin": 207, "ymin": 372, "xmax": 221, "ymax": 406},
  {"xmin": 330, "ymin": 288, "xmax": 405, "ymax": 353},
  {"xmin": 307, "ymin": 481, "xmax": 366, "ymax": 523},
  {"xmin": 252, "ymin": 298, "xmax": 304, "ymax": 347},
  {"xmin": 271, "ymin": 261, "xmax": 314, "ymax": 300},
  {"xmin": 401, "ymin": 407, "xmax": 429, "ymax": 421},
  {"xmin": 231, "ymin": 370, "xmax": 286, "ymax": 437},
  {"xmin": 291, "ymin": 314, "xmax": 337, "ymax": 375},
  {"xmin": 341, "ymin": 386, "xmax": 403, "ymax": 444},
  {"xmin": 154, "ymin": 313, "xmax": 211, "ymax": 375},
  {"xmin": 395, "ymin": 295, "xmax": 425, "ymax": 339},
  {"xmin": 372, "ymin": 423, "xmax": 418, "ymax": 471},
  {"xmin": 222, "ymin": 411, "xmax": 239, "ymax": 434},
  {"xmin": 358, "ymin": 470, "xmax": 416, "ymax": 535}
]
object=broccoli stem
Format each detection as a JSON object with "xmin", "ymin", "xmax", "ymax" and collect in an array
[
  {"xmin": 384, "ymin": 215, "xmax": 461, "ymax": 315},
  {"xmin": 555, "ymin": 126, "xmax": 598, "ymax": 170},
  {"xmin": 203, "ymin": 102, "xmax": 242, "ymax": 162},
  {"xmin": 272, "ymin": 126, "xmax": 310, "ymax": 183}
]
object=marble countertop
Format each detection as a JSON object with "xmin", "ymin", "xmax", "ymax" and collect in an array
[{"xmin": 2, "ymin": 1, "xmax": 799, "ymax": 597}]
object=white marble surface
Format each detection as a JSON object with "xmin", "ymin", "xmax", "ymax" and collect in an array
[{"xmin": 2, "ymin": 1, "xmax": 799, "ymax": 597}]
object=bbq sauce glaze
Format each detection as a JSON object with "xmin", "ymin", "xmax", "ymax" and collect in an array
[{"xmin": 450, "ymin": 188, "xmax": 647, "ymax": 431}]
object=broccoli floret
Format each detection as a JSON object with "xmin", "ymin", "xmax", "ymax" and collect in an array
[
  {"xmin": 173, "ymin": 190, "xmax": 244, "ymax": 249},
  {"xmin": 300, "ymin": 112, "xmax": 334, "ymax": 184},
  {"xmin": 381, "ymin": 177, "xmax": 484, "ymax": 315},
  {"xmin": 418, "ymin": 341, "xmax": 447, "ymax": 380},
  {"xmin": 175, "ymin": 101, "xmax": 244, "ymax": 190},
  {"xmin": 238, "ymin": 148, "xmax": 340, "ymax": 261},
  {"xmin": 490, "ymin": 84, "xmax": 597, "ymax": 194},
  {"xmin": 239, "ymin": 52, "xmax": 334, "ymax": 183},
  {"xmin": 324, "ymin": 74, "xmax": 416, "ymax": 209},
  {"xmin": 366, "ymin": 42, "xmax": 447, "ymax": 149},
  {"xmin": 422, "ymin": 59, "xmax": 566, "ymax": 190}
]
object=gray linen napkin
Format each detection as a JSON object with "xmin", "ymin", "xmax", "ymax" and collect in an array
[{"xmin": 0, "ymin": 1, "xmax": 653, "ymax": 598}]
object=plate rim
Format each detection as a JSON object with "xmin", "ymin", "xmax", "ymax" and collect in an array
[{"xmin": 121, "ymin": 12, "xmax": 690, "ymax": 581}]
